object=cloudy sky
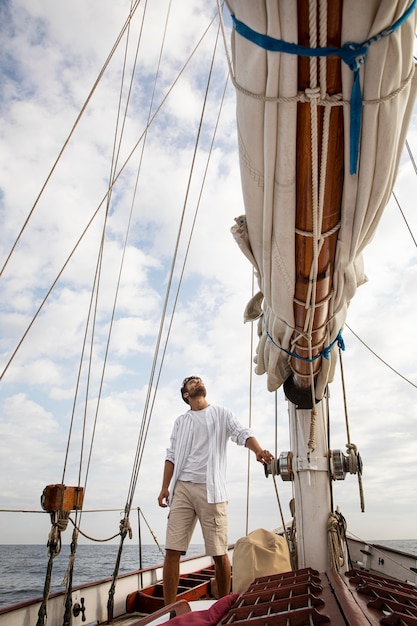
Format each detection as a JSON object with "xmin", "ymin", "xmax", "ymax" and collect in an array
[{"xmin": 0, "ymin": 0, "xmax": 416, "ymax": 566}]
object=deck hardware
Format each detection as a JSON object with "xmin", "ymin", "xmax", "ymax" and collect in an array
[
  {"xmin": 73, "ymin": 597, "xmax": 86, "ymax": 621},
  {"xmin": 41, "ymin": 484, "xmax": 84, "ymax": 512},
  {"xmin": 264, "ymin": 452, "xmax": 293, "ymax": 480},
  {"xmin": 330, "ymin": 449, "xmax": 363, "ymax": 480}
]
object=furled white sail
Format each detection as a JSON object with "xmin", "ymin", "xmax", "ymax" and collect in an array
[{"xmin": 225, "ymin": 0, "xmax": 417, "ymax": 396}]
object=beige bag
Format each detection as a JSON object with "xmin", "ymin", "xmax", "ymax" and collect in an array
[{"xmin": 232, "ymin": 528, "xmax": 291, "ymax": 593}]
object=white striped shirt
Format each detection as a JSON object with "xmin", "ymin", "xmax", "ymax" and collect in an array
[{"xmin": 165, "ymin": 405, "xmax": 254, "ymax": 504}]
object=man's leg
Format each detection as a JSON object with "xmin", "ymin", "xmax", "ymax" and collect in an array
[
  {"xmin": 163, "ymin": 549, "xmax": 182, "ymax": 605},
  {"xmin": 213, "ymin": 553, "xmax": 231, "ymax": 597}
]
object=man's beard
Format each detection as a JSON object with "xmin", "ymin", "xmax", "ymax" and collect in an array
[{"xmin": 188, "ymin": 383, "xmax": 206, "ymax": 400}]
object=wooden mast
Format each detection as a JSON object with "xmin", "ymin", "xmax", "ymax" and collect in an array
[
  {"xmin": 284, "ymin": 1, "xmax": 346, "ymax": 572},
  {"xmin": 284, "ymin": 0, "xmax": 344, "ymax": 408}
]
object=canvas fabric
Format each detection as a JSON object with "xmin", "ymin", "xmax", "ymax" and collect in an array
[{"xmin": 232, "ymin": 528, "xmax": 291, "ymax": 593}]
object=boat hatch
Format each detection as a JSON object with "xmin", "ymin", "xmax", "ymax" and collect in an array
[
  {"xmin": 126, "ymin": 567, "xmax": 215, "ymax": 614},
  {"xmin": 215, "ymin": 567, "xmax": 417, "ymax": 625}
]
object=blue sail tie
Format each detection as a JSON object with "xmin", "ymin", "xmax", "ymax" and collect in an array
[
  {"xmin": 265, "ymin": 328, "xmax": 345, "ymax": 363},
  {"xmin": 231, "ymin": 0, "xmax": 417, "ymax": 174}
]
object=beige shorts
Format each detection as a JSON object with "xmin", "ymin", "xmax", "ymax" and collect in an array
[{"xmin": 165, "ymin": 481, "xmax": 228, "ymax": 556}]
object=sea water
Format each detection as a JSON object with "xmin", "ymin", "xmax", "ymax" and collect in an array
[
  {"xmin": 0, "ymin": 543, "xmax": 205, "ymax": 609},
  {"xmin": 1, "ymin": 540, "xmax": 416, "ymax": 609}
]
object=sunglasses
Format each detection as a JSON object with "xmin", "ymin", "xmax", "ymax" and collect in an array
[{"xmin": 182, "ymin": 376, "xmax": 202, "ymax": 387}]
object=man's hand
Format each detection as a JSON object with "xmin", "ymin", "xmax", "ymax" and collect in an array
[
  {"xmin": 158, "ymin": 487, "xmax": 170, "ymax": 507},
  {"xmin": 255, "ymin": 449, "xmax": 274, "ymax": 465}
]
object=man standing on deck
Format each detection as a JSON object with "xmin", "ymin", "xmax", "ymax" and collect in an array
[{"xmin": 157, "ymin": 375, "xmax": 273, "ymax": 605}]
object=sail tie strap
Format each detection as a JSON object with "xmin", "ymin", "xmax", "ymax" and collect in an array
[
  {"xmin": 265, "ymin": 327, "xmax": 345, "ymax": 363},
  {"xmin": 230, "ymin": 0, "xmax": 417, "ymax": 174}
]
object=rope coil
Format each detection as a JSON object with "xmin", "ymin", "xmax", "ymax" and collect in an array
[{"xmin": 328, "ymin": 509, "xmax": 347, "ymax": 571}]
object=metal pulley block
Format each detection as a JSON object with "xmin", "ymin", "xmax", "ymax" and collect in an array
[
  {"xmin": 330, "ymin": 448, "xmax": 363, "ymax": 480},
  {"xmin": 264, "ymin": 451, "xmax": 294, "ymax": 481}
]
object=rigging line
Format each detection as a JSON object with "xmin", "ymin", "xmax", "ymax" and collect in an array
[
  {"xmin": 129, "ymin": 71, "xmax": 230, "ymax": 508},
  {"xmin": 345, "ymin": 323, "xmax": 417, "ymax": 389},
  {"xmin": 0, "ymin": 0, "xmax": 142, "ymax": 279},
  {"xmin": 138, "ymin": 507, "xmax": 164, "ymax": 554},
  {"xmin": 0, "ymin": 206, "xmax": 105, "ymax": 383},
  {"xmin": 61, "ymin": 256, "xmax": 103, "ymax": 483},
  {"xmin": 67, "ymin": 516, "xmax": 120, "ymax": 543},
  {"xmin": 72, "ymin": 229, "xmax": 110, "ymax": 491},
  {"xmin": 63, "ymin": 0, "xmax": 145, "ymax": 480},
  {"xmin": 0, "ymin": 14, "xmax": 219, "ymax": 383},
  {"xmin": 326, "ymin": 391, "xmax": 335, "ymax": 514},
  {"xmin": 106, "ymin": 0, "xmax": 140, "ymax": 189},
  {"xmin": 245, "ymin": 268, "xmax": 256, "ymax": 537},
  {"xmin": 3, "ymin": 17, "xmax": 131, "ymax": 395},
  {"xmin": 81, "ymin": 1, "xmax": 149, "ymax": 498},
  {"xmin": 271, "ymin": 474, "xmax": 292, "ymax": 558},
  {"xmin": 104, "ymin": 0, "xmax": 175, "ymax": 500},
  {"xmin": 126, "ymin": 23, "xmax": 227, "ymax": 509},
  {"xmin": 305, "ymin": 3, "xmax": 323, "ymax": 450},
  {"xmin": 405, "ymin": 138, "xmax": 417, "ymax": 176},
  {"xmin": 338, "ymin": 347, "xmax": 351, "ymax": 446},
  {"xmin": 128, "ymin": 70, "xmax": 230, "ymax": 509},
  {"xmin": 392, "ymin": 190, "xmax": 417, "ymax": 247},
  {"xmin": 274, "ymin": 392, "xmax": 278, "ymax": 461},
  {"xmin": 125, "ymin": 2, "xmax": 189, "ymax": 513},
  {"xmin": 126, "ymin": 36, "xmax": 228, "ymax": 507},
  {"xmin": 66, "ymin": 1, "xmax": 170, "ymax": 519},
  {"xmin": 77, "ymin": 237, "xmax": 106, "ymax": 487}
]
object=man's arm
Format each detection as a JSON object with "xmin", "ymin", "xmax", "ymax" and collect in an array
[
  {"xmin": 157, "ymin": 460, "xmax": 174, "ymax": 507},
  {"xmin": 245, "ymin": 436, "xmax": 274, "ymax": 464}
]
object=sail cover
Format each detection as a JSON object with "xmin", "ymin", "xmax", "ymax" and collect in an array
[{"xmin": 225, "ymin": 0, "xmax": 417, "ymax": 397}]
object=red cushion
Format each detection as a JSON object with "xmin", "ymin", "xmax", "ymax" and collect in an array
[{"xmin": 169, "ymin": 594, "xmax": 239, "ymax": 626}]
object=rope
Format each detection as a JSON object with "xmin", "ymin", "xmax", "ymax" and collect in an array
[
  {"xmin": 328, "ymin": 509, "xmax": 347, "ymax": 571},
  {"xmin": 339, "ymin": 347, "xmax": 365, "ymax": 513},
  {"xmin": 346, "ymin": 324, "xmax": 417, "ymax": 389},
  {"xmin": 0, "ymin": 0, "xmax": 143, "ymax": 279},
  {"xmin": 79, "ymin": 0, "xmax": 149, "ymax": 491},
  {"xmin": 229, "ymin": 0, "xmax": 417, "ymax": 172},
  {"xmin": 245, "ymin": 268, "xmax": 256, "ymax": 537},
  {"xmin": 295, "ymin": 222, "xmax": 340, "ymax": 238},
  {"xmin": 67, "ymin": 516, "xmax": 121, "ymax": 543},
  {"xmin": 288, "ymin": 499, "xmax": 298, "ymax": 570},
  {"xmin": 393, "ymin": 190, "xmax": 417, "ymax": 247},
  {"xmin": 59, "ymin": 9, "xmax": 148, "ymax": 620},
  {"xmin": 271, "ymin": 474, "xmax": 293, "ymax": 565},
  {"xmin": 124, "ymin": 17, "xmax": 228, "ymax": 515},
  {"xmin": 62, "ymin": 529, "xmax": 78, "ymax": 626},
  {"xmin": 266, "ymin": 328, "xmax": 345, "ymax": 363},
  {"xmin": 307, "ymin": 408, "xmax": 317, "ymax": 453},
  {"xmin": 305, "ymin": 2, "xmax": 323, "ymax": 454},
  {"xmin": 137, "ymin": 508, "xmax": 165, "ymax": 557},
  {"xmin": 0, "ymin": 10, "xmax": 221, "ymax": 384},
  {"xmin": 109, "ymin": 13, "xmax": 227, "ymax": 620},
  {"xmin": 36, "ymin": 511, "xmax": 70, "ymax": 626},
  {"xmin": 405, "ymin": 139, "xmax": 417, "ymax": 176}
]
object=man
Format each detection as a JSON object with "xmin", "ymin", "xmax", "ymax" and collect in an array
[{"xmin": 157, "ymin": 376, "xmax": 273, "ymax": 605}]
